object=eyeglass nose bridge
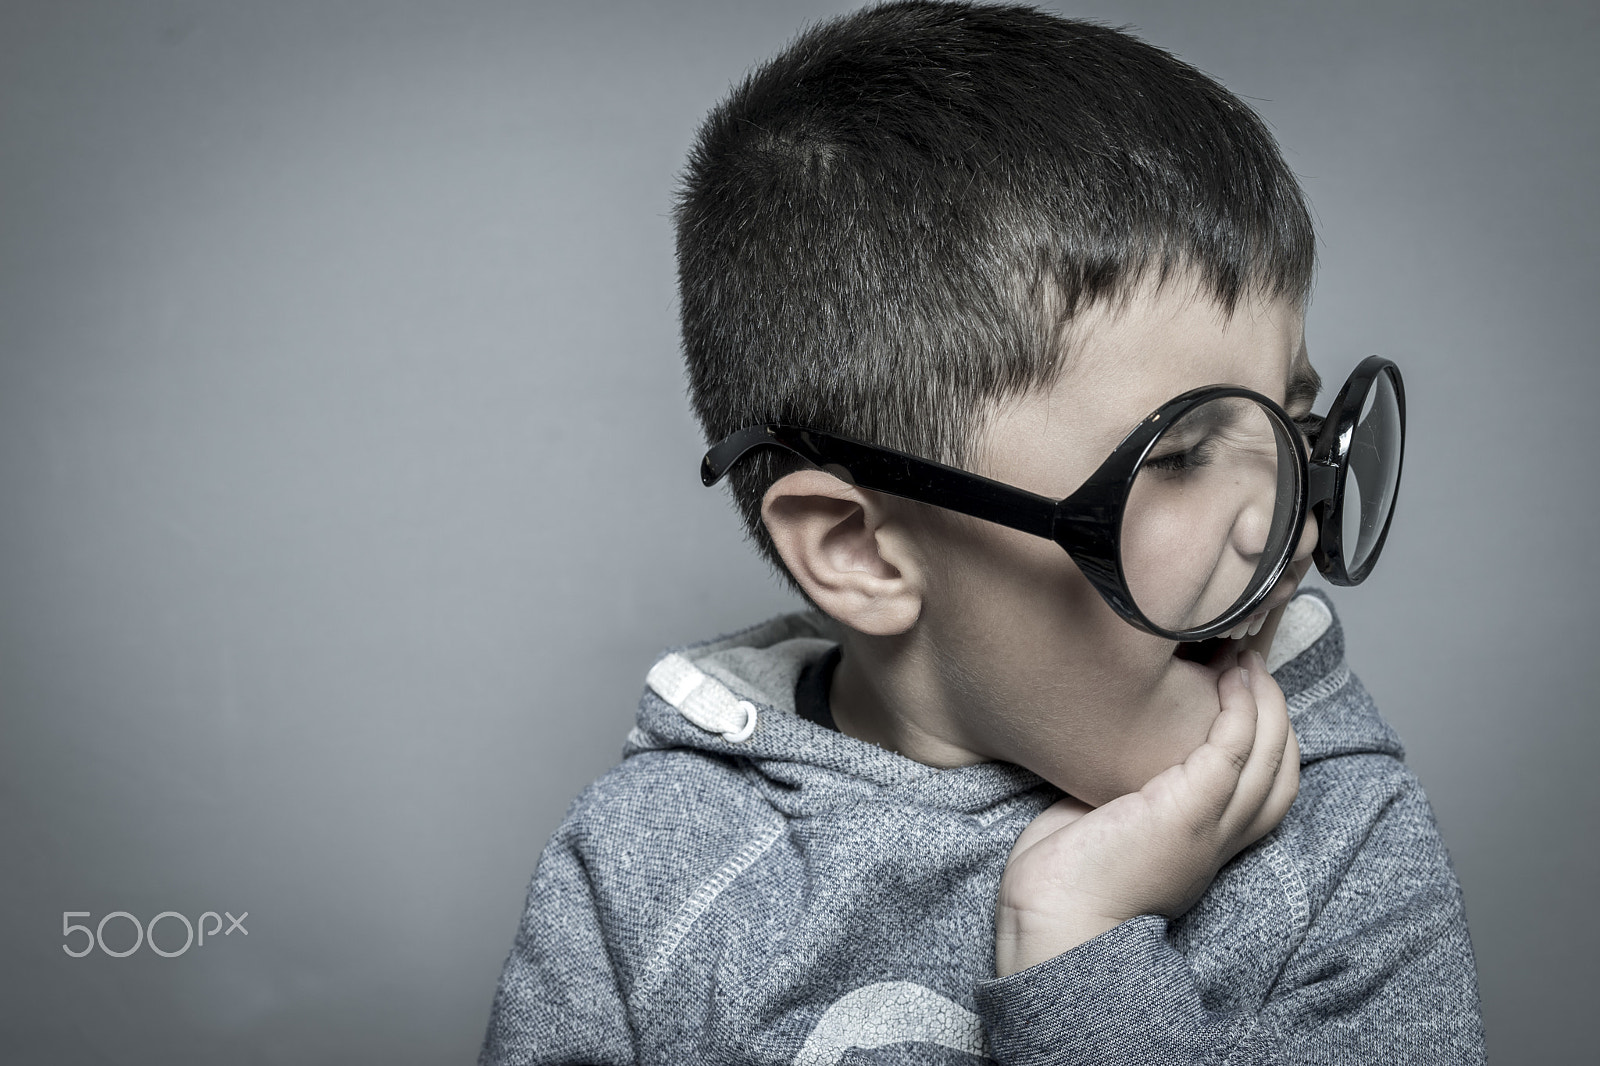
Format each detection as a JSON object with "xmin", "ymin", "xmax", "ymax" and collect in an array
[{"xmin": 1307, "ymin": 459, "xmax": 1340, "ymax": 513}]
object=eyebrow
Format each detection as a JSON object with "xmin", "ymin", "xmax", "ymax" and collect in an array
[{"xmin": 1286, "ymin": 352, "xmax": 1323, "ymax": 413}]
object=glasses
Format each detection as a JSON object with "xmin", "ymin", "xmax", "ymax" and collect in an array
[{"xmin": 701, "ymin": 356, "xmax": 1406, "ymax": 641}]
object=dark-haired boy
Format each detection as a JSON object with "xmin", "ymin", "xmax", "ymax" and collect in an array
[{"xmin": 480, "ymin": 3, "xmax": 1485, "ymax": 1062}]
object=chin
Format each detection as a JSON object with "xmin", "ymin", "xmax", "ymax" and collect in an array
[{"xmin": 1112, "ymin": 650, "xmax": 1237, "ymax": 792}]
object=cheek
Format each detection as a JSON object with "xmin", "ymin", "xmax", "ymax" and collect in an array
[
  {"xmin": 1120, "ymin": 501, "xmax": 1222, "ymax": 628},
  {"xmin": 936, "ymin": 522, "xmax": 1106, "ymax": 656},
  {"xmin": 1122, "ymin": 470, "xmax": 1277, "ymax": 632},
  {"xmin": 920, "ymin": 514, "xmax": 1224, "ymax": 802},
  {"xmin": 922, "ymin": 523, "xmax": 1107, "ymax": 714}
]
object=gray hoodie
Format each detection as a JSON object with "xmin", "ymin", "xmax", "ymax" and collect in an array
[{"xmin": 480, "ymin": 590, "xmax": 1485, "ymax": 1064}]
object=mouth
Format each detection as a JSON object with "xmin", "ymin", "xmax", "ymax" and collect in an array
[
  {"xmin": 1170, "ymin": 576, "xmax": 1304, "ymax": 676},
  {"xmin": 1172, "ymin": 608, "xmax": 1270, "ymax": 670},
  {"xmin": 1173, "ymin": 632, "xmax": 1245, "ymax": 668}
]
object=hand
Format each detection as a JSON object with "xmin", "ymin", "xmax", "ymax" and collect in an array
[{"xmin": 994, "ymin": 650, "xmax": 1300, "ymax": 978}]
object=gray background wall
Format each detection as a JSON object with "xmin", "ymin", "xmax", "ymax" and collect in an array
[{"xmin": 1, "ymin": 1, "xmax": 1592, "ymax": 1062}]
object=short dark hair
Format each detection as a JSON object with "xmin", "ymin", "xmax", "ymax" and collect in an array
[{"xmin": 675, "ymin": 0, "xmax": 1315, "ymax": 600}]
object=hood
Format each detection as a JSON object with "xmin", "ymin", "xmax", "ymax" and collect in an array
[
  {"xmin": 622, "ymin": 588, "xmax": 1404, "ymax": 817},
  {"xmin": 1264, "ymin": 588, "xmax": 1407, "ymax": 763}
]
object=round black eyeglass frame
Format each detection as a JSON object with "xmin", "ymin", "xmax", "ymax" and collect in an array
[{"xmin": 702, "ymin": 355, "xmax": 1405, "ymax": 642}]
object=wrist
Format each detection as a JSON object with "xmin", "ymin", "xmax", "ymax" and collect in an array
[{"xmin": 994, "ymin": 901, "xmax": 1127, "ymax": 978}]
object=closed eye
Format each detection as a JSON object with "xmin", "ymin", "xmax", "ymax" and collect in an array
[{"xmin": 1144, "ymin": 437, "xmax": 1217, "ymax": 474}]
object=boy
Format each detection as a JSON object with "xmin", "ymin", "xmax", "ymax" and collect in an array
[{"xmin": 480, "ymin": 3, "xmax": 1485, "ymax": 1062}]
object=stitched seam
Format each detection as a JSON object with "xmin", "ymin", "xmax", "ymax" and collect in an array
[
  {"xmin": 1214, "ymin": 839, "xmax": 1309, "ymax": 1066},
  {"xmin": 1216, "ymin": 1013, "xmax": 1272, "ymax": 1066},
  {"xmin": 1248, "ymin": 833, "xmax": 1314, "ymax": 1051},
  {"xmin": 1259, "ymin": 835, "xmax": 1312, "ymax": 940},
  {"xmin": 1288, "ymin": 664, "xmax": 1351, "ymax": 715},
  {"xmin": 630, "ymin": 823, "xmax": 783, "ymax": 1011}
]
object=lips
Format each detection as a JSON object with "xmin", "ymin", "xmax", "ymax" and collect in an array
[
  {"xmin": 1172, "ymin": 577, "xmax": 1302, "ymax": 670},
  {"xmin": 1173, "ymin": 607, "xmax": 1269, "ymax": 663},
  {"xmin": 1172, "ymin": 632, "xmax": 1241, "ymax": 667}
]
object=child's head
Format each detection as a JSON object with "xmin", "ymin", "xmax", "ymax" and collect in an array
[
  {"xmin": 677, "ymin": 0, "xmax": 1322, "ymax": 799},
  {"xmin": 678, "ymin": 0, "xmax": 1314, "ymax": 588}
]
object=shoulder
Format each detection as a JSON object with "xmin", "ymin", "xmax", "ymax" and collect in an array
[
  {"xmin": 1262, "ymin": 589, "xmax": 1461, "ymax": 914},
  {"xmin": 1284, "ymin": 751, "xmax": 1450, "ymax": 887},
  {"xmin": 555, "ymin": 745, "xmax": 778, "ymax": 863},
  {"xmin": 544, "ymin": 745, "xmax": 787, "ymax": 965},
  {"xmin": 1259, "ymin": 756, "xmax": 1482, "ymax": 1058}
]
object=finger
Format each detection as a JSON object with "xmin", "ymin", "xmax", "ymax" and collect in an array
[
  {"xmin": 1205, "ymin": 654, "xmax": 1257, "ymax": 772},
  {"xmin": 1176, "ymin": 655, "xmax": 1259, "ymax": 821},
  {"xmin": 1224, "ymin": 652, "xmax": 1290, "ymax": 829},
  {"xmin": 1243, "ymin": 722, "xmax": 1302, "ymax": 844}
]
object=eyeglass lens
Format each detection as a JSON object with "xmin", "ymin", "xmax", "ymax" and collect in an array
[
  {"xmin": 1119, "ymin": 396, "xmax": 1301, "ymax": 634},
  {"xmin": 1340, "ymin": 370, "xmax": 1403, "ymax": 574}
]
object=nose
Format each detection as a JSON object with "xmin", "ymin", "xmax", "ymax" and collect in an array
[
  {"xmin": 1229, "ymin": 495, "xmax": 1318, "ymax": 570},
  {"xmin": 1230, "ymin": 498, "xmax": 1270, "ymax": 561}
]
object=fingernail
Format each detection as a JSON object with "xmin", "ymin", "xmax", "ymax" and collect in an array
[{"xmin": 1238, "ymin": 662, "xmax": 1253, "ymax": 690}]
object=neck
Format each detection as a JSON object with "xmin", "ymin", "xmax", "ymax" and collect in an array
[{"xmin": 828, "ymin": 631, "xmax": 989, "ymax": 769}]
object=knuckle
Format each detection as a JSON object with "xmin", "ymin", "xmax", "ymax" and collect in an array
[
  {"xmin": 1222, "ymin": 743, "xmax": 1251, "ymax": 776},
  {"xmin": 1261, "ymin": 739, "xmax": 1284, "ymax": 779}
]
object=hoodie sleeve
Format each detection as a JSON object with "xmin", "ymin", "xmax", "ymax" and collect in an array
[
  {"xmin": 971, "ymin": 762, "xmax": 1485, "ymax": 1065},
  {"xmin": 478, "ymin": 825, "xmax": 637, "ymax": 1066}
]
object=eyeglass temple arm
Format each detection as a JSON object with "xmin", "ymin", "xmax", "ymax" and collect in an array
[{"xmin": 701, "ymin": 425, "xmax": 1058, "ymax": 540}]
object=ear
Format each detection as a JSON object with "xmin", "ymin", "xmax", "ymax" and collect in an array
[{"xmin": 761, "ymin": 469, "xmax": 924, "ymax": 636}]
